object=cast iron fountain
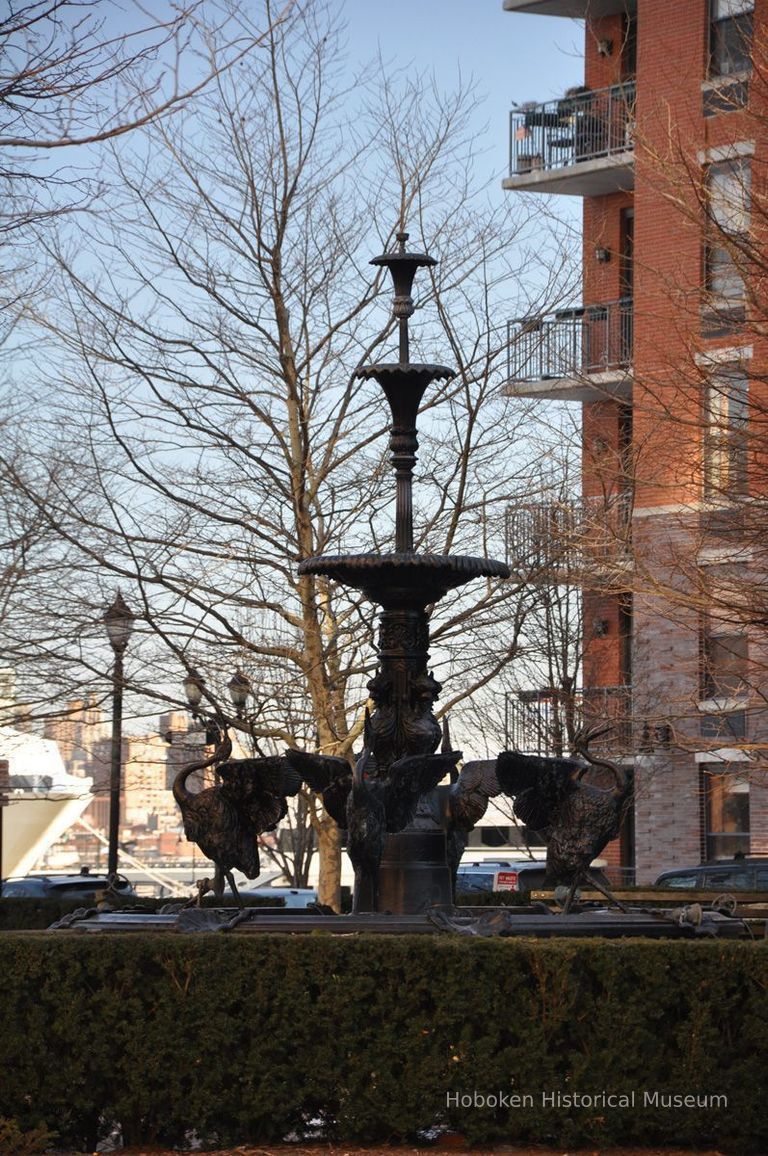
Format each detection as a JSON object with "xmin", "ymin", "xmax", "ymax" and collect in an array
[
  {"xmin": 286, "ymin": 232, "xmax": 509, "ymax": 915},
  {"xmin": 51, "ymin": 232, "xmax": 749, "ymax": 939}
]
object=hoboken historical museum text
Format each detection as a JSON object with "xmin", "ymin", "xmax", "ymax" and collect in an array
[{"xmin": 445, "ymin": 1090, "xmax": 727, "ymax": 1111}]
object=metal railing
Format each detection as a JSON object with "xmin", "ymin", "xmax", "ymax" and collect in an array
[
  {"xmin": 506, "ymin": 497, "xmax": 633, "ymax": 575},
  {"xmin": 505, "ymin": 686, "xmax": 634, "ymax": 758},
  {"xmin": 509, "ymin": 82, "xmax": 636, "ymax": 176},
  {"xmin": 508, "ymin": 298, "xmax": 633, "ymax": 383}
]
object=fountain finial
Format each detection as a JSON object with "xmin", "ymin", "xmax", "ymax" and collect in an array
[
  {"xmin": 359, "ymin": 230, "xmax": 451, "ymax": 551},
  {"xmin": 370, "ymin": 230, "xmax": 437, "ymax": 363}
]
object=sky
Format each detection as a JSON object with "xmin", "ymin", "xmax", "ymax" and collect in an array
[{"xmin": 343, "ymin": 0, "xmax": 584, "ymax": 198}]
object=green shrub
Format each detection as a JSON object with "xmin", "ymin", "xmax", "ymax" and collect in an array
[
  {"xmin": 456, "ymin": 889, "xmax": 540, "ymax": 906},
  {"xmin": 0, "ymin": 933, "xmax": 765, "ymax": 1151},
  {"xmin": 0, "ymin": 1117, "xmax": 56, "ymax": 1156}
]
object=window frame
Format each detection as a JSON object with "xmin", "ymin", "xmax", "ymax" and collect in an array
[
  {"xmin": 701, "ymin": 628, "xmax": 749, "ymax": 698},
  {"xmin": 703, "ymin": 157, "xmax": 750, "ymax": 330},
  {"xmin": 710, "ymin": 0, "xmax": 754, "ymax": 79},
  {"xmin": 704, "ymin": 770, "xmax": 750, "ymax": 859},
  {"xmin": 702, "ymin": 366, "xmax": 749, "ymax": 499}
]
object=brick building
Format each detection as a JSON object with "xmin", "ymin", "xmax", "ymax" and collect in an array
[{"xmin": 503, "ymin": 0, "xmax": 767, "ymax": 881}]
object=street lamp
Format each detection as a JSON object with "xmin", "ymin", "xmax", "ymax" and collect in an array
[
  {"xmin": 182, "ymin": 669, "xmax": 205, "ymax": 716},
  {"xmin": 228, "ymin": 669, "xmax": 252, "ymax": 718},
  {"xmin": 181, "ymin": 666, "xmax": 252, "ymax": 741},
  {"xmin": 103, "ymin": 590, "xmax": 135, "ymax": 878}
]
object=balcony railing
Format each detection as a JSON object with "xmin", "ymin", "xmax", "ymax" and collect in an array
[
  {"xmin": 509, "ymin": 82, "xmax": 635, "ymax": 177},
  {"xmin": 506, "ymin": 497, "xmax": 633, "ymax": 576},
  {"xmin": 505, "ymin": 686, "xmax": 634, "ymax": 757},
  {"xmin": 508, "ymin": 298, "xmax": 633, "ymax": 384}
]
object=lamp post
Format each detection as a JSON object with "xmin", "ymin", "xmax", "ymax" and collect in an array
[
  {"xmin": 103, "ymin": 591, "xmax": 135, "ymax": 878},
  {"xmin": 0, "ymin": 759, "xmax": 8, "ymax": 881}
]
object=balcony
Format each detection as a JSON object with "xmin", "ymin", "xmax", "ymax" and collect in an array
[
  {"xmin": 506, "ymin": 497, "xmax": 633, "ymax": 582},
  {"xmin": 506, "ymin": 298, "xmax": 632, "ymax": 401},
  {"xmin": 505, "ymin": 686, "xmax": 634, "ymax": 758},
  {"xmin": 503, "ymin": 82, "xmax": 635, "ymax": 196},
  {"xmin": 503, "ymin": 0, "xmax": 635, "ymax": 15}
]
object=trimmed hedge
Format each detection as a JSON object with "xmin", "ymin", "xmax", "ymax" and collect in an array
[
  {"xmin": 456, "ymin": 890, "xmax": 542, "ymax": 906},
  {"xmin": 0, "ymin": 933, "xmax": 766, "ymax": 1151}
]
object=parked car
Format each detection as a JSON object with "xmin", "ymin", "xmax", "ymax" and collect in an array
[
  {"xmin": 0, "ymin": 869, "xmax": 136, "ymax": 902},
  {"xmin": 456, "ymin": 859, "xmax": 547, "ymax": 893},
  {"xmin": 220, "ymin": 886, "xmax": 318, "ymax": 908},
  {"xmin": 654, "ymin": 859, "xmax": 768, "ymax": 891},
  {"xmin": 456, "ymin": 858, "xmax": 611, "ymax": 894}
]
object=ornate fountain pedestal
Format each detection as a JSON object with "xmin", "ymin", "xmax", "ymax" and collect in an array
[
  {"xmin": 297, "ymin": 551, "xmax": 507, "ymax": 913},
  {"xmin": 378, "ymin": 829, "xmax": 453, "ymax": 914}
]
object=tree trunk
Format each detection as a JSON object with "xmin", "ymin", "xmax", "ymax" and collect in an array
[{"xmin": 316, "ymin": 816, "xmax": 342, "ymax": 911}]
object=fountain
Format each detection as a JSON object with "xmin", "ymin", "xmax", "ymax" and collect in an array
[
  {"xmin": 51, "ymin": 232, "xmax": 748, "ymax": 940},
  {"xmin": 287, "ymin": 232, "xmax": 508, "ymax": 915}
]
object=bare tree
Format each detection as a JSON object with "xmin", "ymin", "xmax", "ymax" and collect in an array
[
  {"xmin": 0, "ymin": 1, "xmax": 294, "ymax": 190},
  {"xmin": 0, "ymin": 0, "xmax": 294, "ymax": 723},
  {"xmin": 1, "ymin": 0, "xmax": 293, "ymax": 350},
  {"xmin": 4, "ymin": 0, "xmax": 574, "ymax": 905},
  {"xmin": 257, "ymin": 791, "xmax": 316, "ymax": 889}
]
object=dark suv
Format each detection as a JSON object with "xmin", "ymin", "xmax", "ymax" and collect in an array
[
  {"xmin": 654, "ymin": 859, "xmax": 768, "ymax": 891},
  {"xmin": 1, "ymin": 870, "xmax": 136, "ymax": 902}
]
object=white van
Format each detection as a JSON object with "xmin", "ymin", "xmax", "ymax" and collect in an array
[{"xmin": 456, "ymin": 859, "xmax": 548, "ymax": 893}]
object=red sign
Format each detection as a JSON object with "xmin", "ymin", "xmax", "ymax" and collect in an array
[{"xmin": 495, "ymin": 871, "xmax": 519, "ymax": 891}]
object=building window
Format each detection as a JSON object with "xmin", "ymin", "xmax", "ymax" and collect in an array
[
  {"xmin": 621, "ymin": 15, "xmax": 637, "ymax": 79},
  {"xmin": 704, "ymin": 771, "xmax": 749, "ymax": 859},
  {"xmin": 710, "ymin": 0, "xmax": 753, "ymax": 78},
  {"xmin": 709, "ymin": 158, "xmax": 750, "ymax": 236},
  {"xmin": 700, "ymin": 616, "xmax": 748, "ymax": 742},
  {"xmin": 701, "ymin": 708, "xmax": 747, "ymax": 740},
  {"xmin": 703, "ymin": 368, "xmax": 748, "ymax": 498},
  {"xmin": 704, "ymin": 158, "xmax": 750, "ymax": 331},
  {"xmin": 702, "ymin": 627, "xmax": 748, "ymax": 696},
  {"xmin": 701, "ymin": 612, "xmax": 748, "ymax": 698},
  {"xmin": 466, "ymin": 825, "xmax": 539, "ymax": 849}
]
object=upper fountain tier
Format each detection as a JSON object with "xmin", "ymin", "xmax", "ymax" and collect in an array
[{"xmin": 298, "ymin": 231, "xmax": 510, "ymax": 605}]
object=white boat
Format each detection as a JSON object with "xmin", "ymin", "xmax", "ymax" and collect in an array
[{"xmin": 0, "ymin": 727, "xmax": 93, "ymax": 877}]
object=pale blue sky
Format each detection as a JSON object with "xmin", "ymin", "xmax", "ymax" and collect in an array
[{"xmin": 344, "ymin": 1, "xmax": 584, "ymax": 196}]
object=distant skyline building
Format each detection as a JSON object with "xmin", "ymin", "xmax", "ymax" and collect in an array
[{"xmin": 43, "ymin": 700, "xmax": 197, "ymax": 841}]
